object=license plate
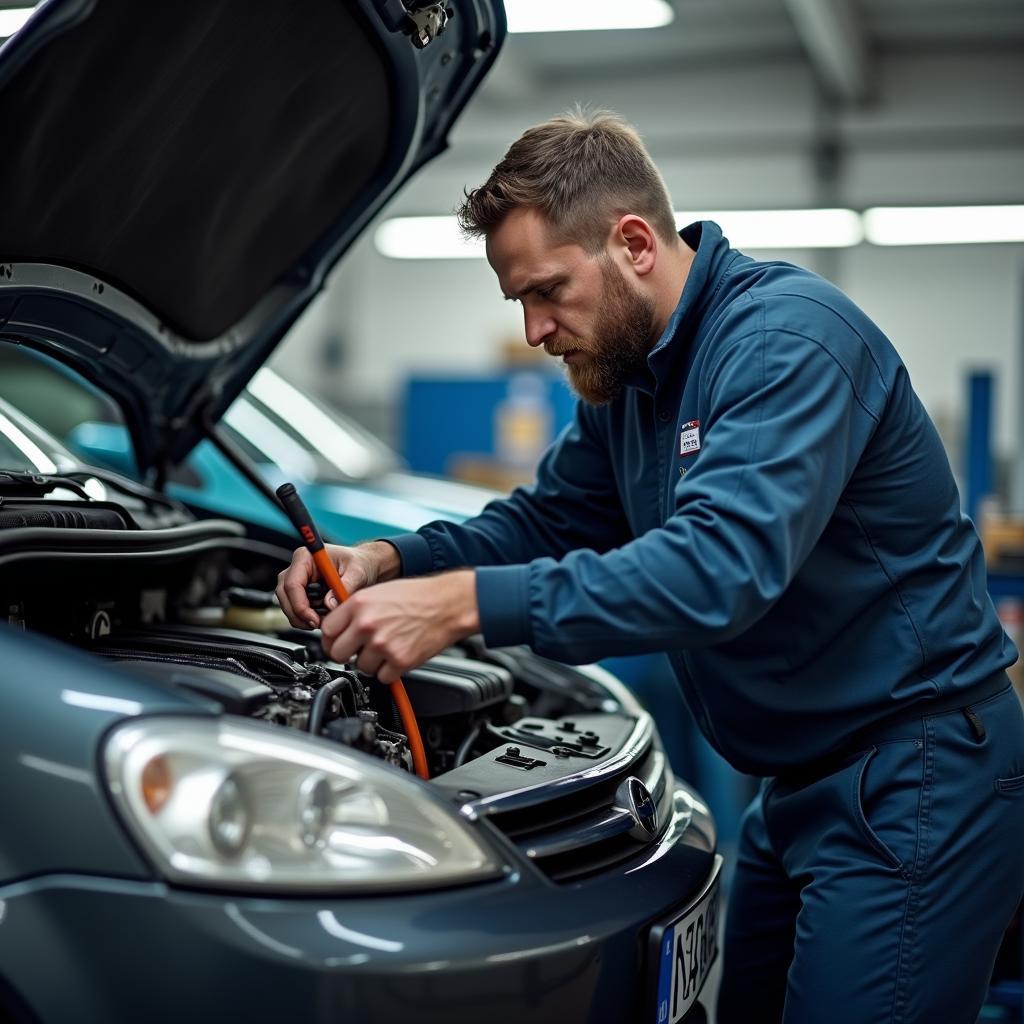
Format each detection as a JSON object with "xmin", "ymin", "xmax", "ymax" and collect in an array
[{"xmin": 650, "ymin": 856, "xmax": 722, "ymax": 1023}]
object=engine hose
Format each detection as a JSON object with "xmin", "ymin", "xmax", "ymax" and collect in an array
[
  {"xmin": 388, "ymin": 694, "xmax": 404, "ymax": 733},
  {"xmin": 453, "ymin": 722, "xmax": 485, "ymax": 769},
  {"xmin": 308, "ymin": 679, "xmax": 352, "ymax": 735}
]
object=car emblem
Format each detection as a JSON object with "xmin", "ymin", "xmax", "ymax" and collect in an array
[{"xmin": 617, "ymin": 776, "xmax": 658, "ymax": 841}]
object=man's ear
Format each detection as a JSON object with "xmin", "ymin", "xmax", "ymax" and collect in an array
[{"xmin": 614, "ymin": 215, "xmax": 657, "ymax": 277}]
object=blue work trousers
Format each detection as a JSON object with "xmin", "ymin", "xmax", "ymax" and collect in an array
[{"xmin": 717, "ymin": 680, "xmax": 1024, "ymax": 1023}]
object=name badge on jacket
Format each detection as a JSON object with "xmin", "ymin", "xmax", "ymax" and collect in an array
[{"xmin": 680, "ymin": 420, "xmax": 701, "ymax": 456}]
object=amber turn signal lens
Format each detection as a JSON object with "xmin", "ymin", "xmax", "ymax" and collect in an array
[{"xmin": 141, "ymin": 755, "xmax": 171, "ymax": 813}]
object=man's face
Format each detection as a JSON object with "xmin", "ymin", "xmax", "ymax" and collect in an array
[{"xmin": 487, "ymin": 207, "xmax": 657, "ymax": 405}]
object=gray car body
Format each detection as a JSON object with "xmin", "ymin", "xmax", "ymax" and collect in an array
[{"xmin": 0, "ymin": 623, "xmax": 716, "ymax": 1023}]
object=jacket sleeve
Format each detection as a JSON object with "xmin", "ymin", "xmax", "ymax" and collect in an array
[
  {"xmin": 385, "ymin": 398, "xmax": 634, "ymax": 579},
  {"xmin": 474, "ymin": 325, "xmax": 886, "ymax": 658}
]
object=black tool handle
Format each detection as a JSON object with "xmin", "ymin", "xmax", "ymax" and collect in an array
[{"xmin": 276, "ymin": 483, "xmax": 325, "ymax": 553}]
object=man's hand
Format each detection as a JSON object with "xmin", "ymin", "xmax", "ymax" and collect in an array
[
  {"xmin": 276, "ymin": 541, "xmax": 402, "ymax": 629},
  {"xmin": 320, "ymin": 570, "xmax": 479, "ymax": 683}
]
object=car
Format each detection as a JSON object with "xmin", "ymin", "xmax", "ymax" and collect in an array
[
  {"xmin": 0, "ymin": 3, "xmax": 719, "ymax": 1023},
  {"xmin": 0, "ymin": 347, "xmax": 503, "ymax": 540}
]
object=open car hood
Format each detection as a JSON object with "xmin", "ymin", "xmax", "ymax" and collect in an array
[{"xmin": 0, "ymin": 0, "xmax": 504, "ymax": 475}]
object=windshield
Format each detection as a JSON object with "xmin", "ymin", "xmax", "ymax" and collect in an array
[
  {"xmin": 0, "ymin": 395, "xmax": 78, "ymax": 474},
  {"xmin": 0, "ymin": 345, "xmax": 399, "ymax": 487},
  {"xmin": 222, "ymin": 368, "xmax": 399, "ymax": 484}
]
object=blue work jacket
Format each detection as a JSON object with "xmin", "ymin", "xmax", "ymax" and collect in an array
[{"xmin": 389, "ymin": 221, "xmax": 1016, "ymax": 774}]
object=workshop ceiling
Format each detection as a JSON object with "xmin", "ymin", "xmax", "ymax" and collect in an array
[
  {"xmin": 486, "ymin": 0, "xmax": 1024, "ymax": 92},
  {"xmin": 3, "ymin": 1, "xmax": 1023, "ymax": 71},
  {"xmin": 1, "ymin": 1, "xmax": 1021, "ymax": 104},
  {"xmin": 2, "ymin": 0, "xmax": 1021, "ymax": 207}
]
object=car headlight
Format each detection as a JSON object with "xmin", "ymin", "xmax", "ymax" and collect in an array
[{"xmin": 103, "ymin": 717, "xmax": 502, "ymax": 892}]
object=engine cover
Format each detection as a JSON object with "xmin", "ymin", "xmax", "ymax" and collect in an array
[{"xmin": 400, "ymin": 653, "xmax": 513, "ymax": 716}]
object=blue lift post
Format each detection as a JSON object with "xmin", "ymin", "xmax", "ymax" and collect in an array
[
  {"xmin": 966, "ymin": 371, "xmax": 994, "ymax": 525},
  {"xmin": 967, "ymin": 367, "xmax": 1024, "ymax": 602}
]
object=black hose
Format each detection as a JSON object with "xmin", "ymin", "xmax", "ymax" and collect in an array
[
  {"xmin": 388, "ymin": 695, "xmax": 404, "ymax": 733},
  {"xmin": 308, "ymin": 678, "xmax": 353, "ymax": 735},
  {"xmin": 454, "ymin": 721, "xmax": 485, "ymax": 769}
]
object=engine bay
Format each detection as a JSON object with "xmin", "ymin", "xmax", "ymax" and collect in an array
[
  {"xmin": 0, "ymin": 489, "xmax": 634, "ymax": 788},
  {"xmin": 0, "ymin": 474, "xmax": 679, "ymax": 885}
]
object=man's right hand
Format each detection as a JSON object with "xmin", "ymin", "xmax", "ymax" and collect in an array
[{"xmin": 275, "ymin": 541, "xmax": 402, "ymax": 629}]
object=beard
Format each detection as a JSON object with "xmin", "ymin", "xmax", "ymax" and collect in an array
[{"xmin": 545, "ymin": 257, "xmax": 658, "ymax": 405}]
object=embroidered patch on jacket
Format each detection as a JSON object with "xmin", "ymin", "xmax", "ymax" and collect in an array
[{"xmin": 679, "ymin": 420, "xmax": 701, "ymax": 456}]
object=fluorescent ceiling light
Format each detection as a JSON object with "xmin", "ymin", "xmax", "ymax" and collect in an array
[
  {"xmin": 0, "ymin": 0, "xmax": 669, "ymax": 39},
  {"xmin": 864, "ymin": 205, "xmax": 1024, "ymax": 246},
  {"xmin": 676, "ymin": 209, "xmax": 863, "ymax": 248},
  {"xmin": 375, "ymin": 210, "xmax": 862, "ymax": 259},
  {"xmin": 375, "ymin": 206, "xmax": 1024, "ymax": 260},
  {"xmin": 505, "ymin": 0, "xmax": 673, "ymax": 33},
  {"xmin": 375, "ymin": 216, "xmax": 484, "ymax": 260},
  {"xmin": 0, "ymin": 7, "xmax": 33, "ymax": 38}
]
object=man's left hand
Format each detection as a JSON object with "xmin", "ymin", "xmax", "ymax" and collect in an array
[{"xmin": 319, "ymin": 570, "xmax": 480, "ymax": 683}]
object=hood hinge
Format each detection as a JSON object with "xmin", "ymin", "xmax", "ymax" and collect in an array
[{"xmin": 403, "ymin": 1, "xmax": 456, "ymax": 49}]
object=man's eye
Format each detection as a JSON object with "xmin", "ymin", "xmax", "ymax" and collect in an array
[{"xmin": 538, "ymin": 285, "xmax": 558, "ymax": 300}]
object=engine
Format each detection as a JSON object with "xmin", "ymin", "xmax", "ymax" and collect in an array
[
  {"xmin": 0, "ymin": 520, "xmax": 621, "ymax": 781},
  {"xmin": 87, "ymin": 618, "xmax": 530, "ymax": 778},
  {"xmin": 0, "ymin": 489, "xmax": 681, "ymax": 887}
]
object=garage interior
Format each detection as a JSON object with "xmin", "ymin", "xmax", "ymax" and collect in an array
[{"xmin": 0, "ymin": 1, "xmax": 1022, "ymax": 1021}]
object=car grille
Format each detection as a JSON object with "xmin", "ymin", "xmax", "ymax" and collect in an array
[{"xmin": 485, "ymin": 739, "xmax": 671, "ymax": 883}]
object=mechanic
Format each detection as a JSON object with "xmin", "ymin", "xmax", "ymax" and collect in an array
[{"xmin": 277, "ymin": 110, "xmax": 1024, "ymax": 1022}]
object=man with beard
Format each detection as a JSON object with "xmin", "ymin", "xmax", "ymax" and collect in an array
[{"xmin": 277, "ymin": 111, "xmax": 1023, "ymax": 1023}]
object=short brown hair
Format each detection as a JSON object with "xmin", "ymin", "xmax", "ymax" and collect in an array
[{"xmin": 457, "ymin": 108, "xmax": 677, "ymax": 252}]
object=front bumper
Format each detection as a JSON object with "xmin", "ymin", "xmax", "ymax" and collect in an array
[{"xmin": 0, "ymin": 790, "xmax": 715, "ymax": 1024}]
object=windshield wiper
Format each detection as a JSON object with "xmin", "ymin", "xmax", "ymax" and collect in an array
[
  {"xmin": 0, "ymin": 466, "xmax": 188, "ymax": 517},
  {"xmin": 0, "ymin": 470, "xmax": 92, "ymax": 500},
  {"xmin": 61, "ymin": 464, "xmax": 188, "ymax": 513}
]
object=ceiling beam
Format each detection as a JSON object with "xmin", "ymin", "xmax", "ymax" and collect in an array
[{"xmin": 783, "ymin": 0, "xmax": 872, "ymax": 103}]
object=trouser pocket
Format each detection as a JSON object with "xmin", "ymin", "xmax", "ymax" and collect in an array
[
  {"xmin": 847, "ymin": 749, "xmax": 913, "ymax": 876},
  {"xmin": 848, "ymin": 741, "xmax": 924, "ymax": 879},
  {"xmin": 764, "ymin": 738, "xmax": 925, "ymax": 880},
  {"xmin": 995, "ymin": 772, "xmax": 1024, "ymax": 795}
]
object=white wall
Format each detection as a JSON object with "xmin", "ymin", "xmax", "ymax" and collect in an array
[
  {"xmin": 273, "ymin": 49, "xmax": 1024, "ymax": 474},
  {"xmin": 841, "ymin": 243, "xmax": 1024, "ymax": 459}
]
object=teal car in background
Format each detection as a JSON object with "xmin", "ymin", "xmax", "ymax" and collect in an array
[{"xmin": 0, "ymin": 348, "xmax": 500, "ymax": 542}]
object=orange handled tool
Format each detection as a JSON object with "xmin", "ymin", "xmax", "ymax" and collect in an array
[{"xmin": 276, "ymin": 482, "xmax": 430, "ymax": 780}]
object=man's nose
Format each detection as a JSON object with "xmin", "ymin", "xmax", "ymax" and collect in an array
[{"xmin": 524, "ymin": 309, "xmax": 556, "ymax": 348}]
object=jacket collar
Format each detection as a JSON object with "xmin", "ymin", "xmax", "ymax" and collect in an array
[{"xmin": 626, "ymin": 220, "xmax": 739, "ymax": 396}]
